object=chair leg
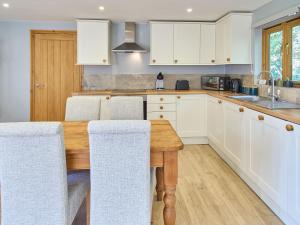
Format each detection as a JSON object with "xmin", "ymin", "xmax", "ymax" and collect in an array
[{"xmin": 86, "ymin": 191, "xmax": 90, "ymax": 225}]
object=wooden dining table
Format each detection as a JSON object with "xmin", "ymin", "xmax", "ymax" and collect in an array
[{"xmin": 63, "ymin": 120, "xmax": 184, "ymax": 225}]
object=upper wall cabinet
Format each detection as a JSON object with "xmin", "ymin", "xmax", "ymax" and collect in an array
[
  {"xmin": 174, "ymin": 23, "xmax": 201, "ymax": 65},
  {"xmin": 200, "ymin": 23, "xmax": 216, "ymax": 64},
  {"xmin": 150, "ymin": 22, "xmax": 174, "ymax": 65},
  {"xmin": 150, "ymin": 13, "xmax": 252, "ymax": 66},
  {"xmin": 216, "ymin": 13, "xmax": 252, "ymax": 65},
  {"xmin": 77, "ymin": 20, "xmax": 111, "ymax": 65}
]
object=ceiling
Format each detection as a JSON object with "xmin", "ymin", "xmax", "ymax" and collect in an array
[{"xmin": 0, "ymin": 0, "xmax": 272, "ymax": 22}]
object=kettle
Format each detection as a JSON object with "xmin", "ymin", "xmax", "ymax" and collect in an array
[
  {"xmin": 155, "ymin": 72, "xmax": 164, "ymax": 90},
  {"xmin": 230, "ymin": 79, "xmax": 242, "ymax": 93}
]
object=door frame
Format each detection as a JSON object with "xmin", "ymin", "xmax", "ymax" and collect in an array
[{"xmin": 30, "ymin": 30, "xmax": 83, "ymax": 121}]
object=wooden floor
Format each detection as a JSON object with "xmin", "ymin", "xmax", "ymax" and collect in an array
[
  {"xmin": 72, "ymin": 145, "xmax": 283, "ymax": 225},
  {"xmin": 0, "ymin": 144, "xmax": 282, "ymax": 225}
]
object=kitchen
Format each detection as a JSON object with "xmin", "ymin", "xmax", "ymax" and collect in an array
[{"xmin": 1, "ymin": 0, "xmax": 300, "ymax": 225}]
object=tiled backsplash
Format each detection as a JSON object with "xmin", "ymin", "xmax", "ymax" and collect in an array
[
  {"xmin": 83, "ymin": 74, "xmax": 254, "ymax": 90},
  {"xmin": 259, "ymin": 85, "xmax": 300, "ymax": 104}
]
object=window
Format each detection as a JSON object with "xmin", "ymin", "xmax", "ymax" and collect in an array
[{"xmin": 263, "ymin": 18, "xmax": 300, "ymax": 82}]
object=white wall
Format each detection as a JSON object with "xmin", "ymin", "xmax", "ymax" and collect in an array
[{"xmin": 0, "ymin": 21, "xmax": 76, "ymax": 122}]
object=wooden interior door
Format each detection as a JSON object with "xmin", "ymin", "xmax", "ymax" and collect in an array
[{"xmin": 31, "ymin": 31, "xmax": 82, "ymax": 121}]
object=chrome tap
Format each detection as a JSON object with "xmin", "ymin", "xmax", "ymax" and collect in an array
[{"xmin": 257, "ymin": 71, "xmax": 279, "ymax": 102}]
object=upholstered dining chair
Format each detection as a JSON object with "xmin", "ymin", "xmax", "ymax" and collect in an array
[
  {"xmin": 65, "ymin": 96, "xmax": 101, "ymax": 121},
  {"xmin": 88, "ymin": 120, "xmax": 153, "ymax": 225},
  {"xmin": 0, "ymin": 122, "xmax": 90, "ymax": 225},
  {"xmin": 110, "ymin": 96, "xmax": 144, "ymax": 120}
]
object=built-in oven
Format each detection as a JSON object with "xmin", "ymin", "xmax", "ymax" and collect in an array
[{"xmin": 201, "ymin": 76, "xmax": 230, "ymax": 91}]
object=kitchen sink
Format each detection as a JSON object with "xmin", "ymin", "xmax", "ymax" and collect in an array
[{"xmin": 228, "ymin": 95, "xmax": 300, "ymax": 110}]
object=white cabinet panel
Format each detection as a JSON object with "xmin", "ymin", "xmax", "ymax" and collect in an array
[
  {"xmin": 200, "ymin": 24, "xmax": 216, "ymax": 64},
  {"xmin": 215, "ymin": 13, "xmax": 252, "ymax": 64},
  {"xmin": 147, "ymin": 103, "xmax": 176, "ymax": 112},
  {"xmin": 176, "ymin": 95, "xmax": 207, "ymax": 137},
  {"xmin": 147, "ymin": 95, "xmax": 176, "ymax": 104},
  {"xmin": 245, "ymin": 110, "xmax": 287, "ymax": 210},
  {"xmin": 286, "ymin": 123, "xmax": 300, "ymax": 224},
  {"xmin": 150, "ymin": 23, "xmax": 174, "ymax": 65},
  {"xmin": 99, "ymin": 96, "xmax": 111, "ymax": 120},
  {"xmin": 77, "ymin": 20, "xmax": 110, "ymax": 65},
  {"xmin": 147, "ymin": 112, "xmax": 176, "ymax": 121},
  {"xmin": 207, "ymin": 96, "xmax": 224, "ymax": 149},
  {"xmin": 215, "ymin": 19, "xmax": 226, "ymax": 64},
  {"xmin": 223, "ymin": 102, "xmax": 245, "ymax": 168},
  {"xmin": 174, "ymin": 23, "xmax": 201, "ymax": 64}
]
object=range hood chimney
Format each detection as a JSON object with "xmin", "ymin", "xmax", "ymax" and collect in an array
[{"xmin": 112, "ymin": 22, "xmax": 147, "ymax": 53}]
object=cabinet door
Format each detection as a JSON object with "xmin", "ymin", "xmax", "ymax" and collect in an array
[
  {"xmin": 245, "ymin": 110, "xmax": 287, "ymax": 209},
  {"xmin": 230, "ymin": 14, "xmax": 252, "ymax": 64},
  {"xmin": 286, "ymin": 123, "xmax": 300, "ymax": 224},
  {"xmin": 174, "ymin": 23, "xmax": 201, "ymax": 64},
  {"xmin": 200, "ymin": 24, "xmax": 216, "ymax": 64},
  {"xmin": 100, "ymin": 96, "xmax": 111, "ymax": 120},
  {"xmin": 176, "ymin": 95, "xmax": 207, "ymax": 137},
  {"xmin": 150, "ymin": 23, "xmax": 174, "ymax": 65},
  {"xmin": 207, "ymin": 96, "xmax": 224, "ymax": 149},
  {"xmin": 223, "ymin": 102, "xmax": 245, "ymax": 168},
  {"xmin": 215, "ymin": 20, "xmax": 225, "ymax": 64},
  {"xmin": 77, "ymin": 20, "xmax": 110, "ymax": 65}
]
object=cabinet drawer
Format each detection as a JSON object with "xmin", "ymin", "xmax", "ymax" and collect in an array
[
  {"xmin": 147, "ymin": 112, "xmax": 176, "ymax": 121},
  {"xmin": 147, "ymin": 95, "xmax": 176, "ymax": 104},
  {"xmin": 147, "ymin": 103, "xmax": 176, "ymax": 112}
]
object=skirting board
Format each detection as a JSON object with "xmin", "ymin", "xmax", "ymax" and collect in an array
[
  {"xmin": 181, "ymin": 137, "xmax": 208, "ymax": 145},
  {"xmin": 208, "ymin": 140, "xmax": 299, "ymax": 225}
]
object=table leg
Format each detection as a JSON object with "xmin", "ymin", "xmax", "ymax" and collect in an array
[
  {"xmin": 156, "ymin": 167, "xmax": 164, "ymax": 201},
  {"xmin": 163, "ymin": 151, "xmax": 178, "ymax": 225},
  {"xmin": 86, "ymin": 191, "xmax": 90, "ymax": 225}
]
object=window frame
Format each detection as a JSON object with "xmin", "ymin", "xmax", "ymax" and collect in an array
[{"xmin": 262, "ymin": 17, "xmax": 300, "ymax": 83}]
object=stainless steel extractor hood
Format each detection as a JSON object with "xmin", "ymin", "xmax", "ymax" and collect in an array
[{"xmin": 112, "ymin": 22, "xmax": 147, "ymax": 53}]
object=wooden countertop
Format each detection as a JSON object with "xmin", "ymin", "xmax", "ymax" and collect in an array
[{"xmin": 73, "ymin": 89, "xmax": 300, "ymax": 125}]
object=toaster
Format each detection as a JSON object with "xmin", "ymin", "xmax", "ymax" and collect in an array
[{"xmin": 175, "ymin": 80, "xmax": 190, "ymax": 90}]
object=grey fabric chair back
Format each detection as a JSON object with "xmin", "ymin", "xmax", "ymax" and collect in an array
[
  {"xmin": 0, "ymin": 122, "xmax": 68, "ymax": 225},
  {"xmin": 88, "ymin": 120, "xmax": 151, "ymax": 225},
  {"xmin": 110, "ymin": 96, "xmax": 144, "ymax": 120},
  {"xmin": 65, "ymin": 96, "xmax": 101, "ymax": 121}
]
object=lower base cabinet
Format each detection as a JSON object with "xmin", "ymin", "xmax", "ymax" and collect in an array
[
  {"xmin": 176, "ymin": 95, "xmax": 207, "ymax": 138},
  {"xmin": 244, "ymin": 109, "xmax": 288, "ymax": 212},
  {"xmin": 208, "ymin": 96, "xmax": 299, "ymax": 225},
  {"xmin": 286, "ymin": 124, "xmax": 300, "ymax": 225},
  {"xmin": 223, "ymin": 101, "xmax": 246, "ymax": 169},
  {"xmin": 207, "ymin": 96, "xmax": 224, "ymax": 149}
]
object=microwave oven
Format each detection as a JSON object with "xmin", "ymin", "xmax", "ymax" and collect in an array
[{"xmin": 201, "ymin": 76, "xmax": 230, "ymax": 91}]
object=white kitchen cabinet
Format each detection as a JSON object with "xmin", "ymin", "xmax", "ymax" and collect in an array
[
  {"xmin": 200, "ymin": 23, "xmax": 216, "ymax": 64},
  {"xmin": 77, "ymin": 20, "xmax": 111, "ymax": 65},
  {"xmin": 215, "ymin": 19, "xmax": 226, "ymax": 64},
  {"xmin": 216, "ymin": 13, "xmax": 252, "ymax": 64},
  {"xmin": 244, "ymin": 109, "xmax": 287, "ymax": 211},
  {"xmin": 150, "ymin": 22, "xmax": 174, "ymax": 65},
  {"xmin": 207, "ymin": 96, "xmax": 224, "ymax": 150},
  {"xmin": 286, "ymin": 123, "xmax": 300, "ymax": 224},
  {"xmin": 174, "ymin": 23, "xmax": 201, "ymax": 65},
  {"xmin": 223, "ymin": 101, "xmax": 246, "ymax": 168},
  {"xmin": 99, "ymin": 96, "xmax": 111, "ymax": 120},
  {"xmin": 147, "ymin": 95, "xmax": 177, "ymax": 130},
  {"xmin": 176, "ymin": 95, "xmax": 207, "ymax": 138}
]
